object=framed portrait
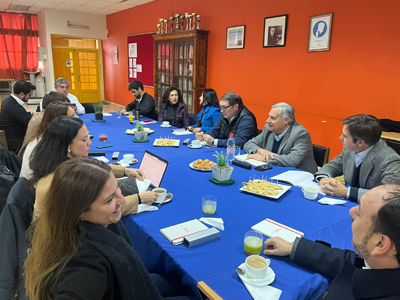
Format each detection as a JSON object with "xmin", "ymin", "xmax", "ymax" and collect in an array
[
  {"xmin": 226, "ymin": 25, "xmax": 245, "ymax": 49},
  {"xmin": 263, "ymin": 14, "xmax": 288, "ymax": 48},
  {"xmin": 307, "ymin": 13, "xmax": 333, "ymax": 52}
]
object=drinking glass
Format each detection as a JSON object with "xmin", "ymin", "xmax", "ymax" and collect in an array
[
  {"xmin": 202, "ymin": 195, "xmax": 217, "ymax": 214},
  {"xmin": 99, "ymin": 133, "xmax": 108, "ymax": 142},
  {"xmin": 244, "ymin": 231, "xmax": 263, "ymax": 255},
  {"xmin": 129, "ymin": 111, "xmax": 134, "ymax": 122},
  {"xmin": 116, "ymin": 110, "xmax": 121, "ymax": 118}
]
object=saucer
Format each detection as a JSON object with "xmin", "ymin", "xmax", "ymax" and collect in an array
[
  {"xmin": 236, "ymin": 263, "xmax": 275, "ymax": 286},
  {"xmin": 118, "ymin": 159, "xmax": 138, "ymax": 166},
  {"xmin": 155, "ymin": 193, "xmax": 173, "ymax": 204},
  {"xmin": 160, "ymin": 124, "xmax": 171, "ymax": 128},
  {"xmin": 188, "ymin": 144, "xmax": 202, "ymax": 149}
]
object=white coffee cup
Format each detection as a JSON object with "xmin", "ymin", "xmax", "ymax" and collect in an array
[
  {"xmin": 152, "ymin": 187, "xmax": 167, "ymax": 202},
  {"xmin": 245, "ymin": 255, "xmax": 270, "ymax": 279},
  {"xmin": 191, "ymin": 140, "xmax": 201, "ymax": 147},
  {"xmin": 162, "ymin": 121, "xmax": 170, "ymax": 127},
  {"xmin": 302, "ymin": 187, "xmax": 318, "ymax": 200},
  {"xmin": 123, "ymin": 154, "xmax": 134, "ymax": 163}
]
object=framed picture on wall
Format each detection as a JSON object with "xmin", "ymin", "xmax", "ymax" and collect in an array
[
  {"xmin": 226, "ymin": 25, "xmax": 245, "ymax": 49},
  {"xmin": 263, "ymin": 14, "xmax": 288, "ymax": 48},
  {"xmin": 307, "ymin": 13, "xmax": 333, "ymax": 52}
]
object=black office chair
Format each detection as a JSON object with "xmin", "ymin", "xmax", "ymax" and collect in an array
[
  {"xmin": 82, "ymin": 103, "xmax": 95, "ymax": 113},
  {"xmin": 188, "ymin": 113, "xmax": 197, "ymax": 126},
  {"xmin": 313, "ymin": 144, "xmax": 330, "ymax": 168},
  {"xmin": 386, "ymin": 139, "xmax": 400, "ymax": 155},
  {"xmin": 0, "ymin": 177, "xmax": 34, "ymax": 300}
]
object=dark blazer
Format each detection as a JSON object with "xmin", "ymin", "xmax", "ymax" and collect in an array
[
  {"xmin": 0, "ymin": 96, "xmax": 32, "ymax": 152},
  {"xmin": 315, "ymin": 139, "xmax": 400, "ymax": 202},
  {"xmin": 158, "ymin": 102, "xmax": 190, "ymax": 129},
  {"xmin": 244, "ymin": 122, "xmax": 317, "ymax": 173},
  {"xmin": 0, "ymin": 178, "xmax": 34, "ymax": 300},
  {"xmin": 292, "ymin": 238, "xmax": 400, "ymax": 300},
  {"xmin": 125, "ymin": 92, "xmax": 158, "ymax": 120}
]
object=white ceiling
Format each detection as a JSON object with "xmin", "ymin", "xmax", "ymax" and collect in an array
[{"xmin": 0, "ymin": 0, "xmax": 153, "ymax": 15}]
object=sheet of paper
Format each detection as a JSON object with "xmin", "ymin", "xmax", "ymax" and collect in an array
[
  {"xmin": 128, "ymin": 43, "xmax": 137, "ymax": 58},
  {"xmin": 137, "ymin": 64, "xmax": 142, "ymax": 72},
  {"xmin": 172, "ymin": 131, "xmax": 193, "ymax": 136}
]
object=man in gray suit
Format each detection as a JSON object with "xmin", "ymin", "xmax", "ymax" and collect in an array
[
  {"xmin": 243, "ymin": 103, "xmax": 317, "ymax": 173},
  {"xmin": 315, "ymin": 114, "xmax": 400, "ymax": 202}
]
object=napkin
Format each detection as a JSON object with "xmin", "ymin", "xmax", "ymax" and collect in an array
[
  {"xmin": 318, "ymin": 197, "xmax": 347, "ymax": 205},
  {"xmin": 199, "ymin": 217, "xmax": 224, "ymax": 231},
  {"xmin": 93, "ymin": 156, "xmax": 109, "ymax": 163},
  {"xmin": 137, "ymin": 204, "xmax": 158, "ymax": 214},
  {"xmin": 103, "ymin": 113, "xmax": 113, "ymax": 117},
  {"xmin": 136, "ymin": 179, "xmax": 152, "ymax": 193},
  {"xmin": 241, "ymin": 281, "xmax": 282, "ymax": 300}
]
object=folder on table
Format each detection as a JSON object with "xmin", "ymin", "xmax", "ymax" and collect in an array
[
  {"xmin": 251, "ymin": 218, "xmax": 304, "ymax": 243},
  {"xmin": 160, "ymin": 219, "xmax": 209, "ymax": 245}
]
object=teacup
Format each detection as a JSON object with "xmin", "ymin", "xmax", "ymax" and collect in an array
[
  {"xmin": 245, "ymin": 255, "xmax": 270, "ymax": 279},
  {"xmin": 302, "ymin": 187, "xmax": 318, "ymax": 200},
  {"xmin": 152, "ymin": 188, "xmax": 167, "ymax": 202},
  {"xmin": 191, "ymin": 140, "xmax": 201, "ymax": 148},
  {"xmin": 162, "ymin": 121, "xmax": 170, "ymax": 127},
  {"xmin": 123, "ymin": 154, "xmax": 134, "ymax": 163}
]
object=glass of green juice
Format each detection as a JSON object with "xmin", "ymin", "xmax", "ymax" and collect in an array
[
  {"xmin": 202, "ymin": 195, "xmax": 217, "ymax": 214},
  {"xmin": 244, "ymin": 231, "xmax": 263, "ymax": 255}
]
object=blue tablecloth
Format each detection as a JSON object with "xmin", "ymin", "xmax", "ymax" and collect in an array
[{"xmin": 81, "ymin": 113, "xmax": 357, "ymax": 300}]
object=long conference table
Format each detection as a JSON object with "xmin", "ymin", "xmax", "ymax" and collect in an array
[{"xmin": 81, "ymin": 113, "xmax": 356, "ymax": 300}]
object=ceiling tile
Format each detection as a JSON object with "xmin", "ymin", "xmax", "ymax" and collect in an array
[
  {"xmin": 0, "ymin": 0, "xmax": 12, "ymax": 4},
  {"xmin": 63, "ymin": 0, "xmax": 92, "ymax": 4},
  {"xmin": 92, "ymin": 7, "xmax": 117, "ymax": 14},
  {"xmin": 85, "ymin": 0, "xmax": 112, "ymax": 8},
  {"xmin": 27, "ymin": 5, "xmax": 42, "ymax": 11},
  {"xmin": 72, "ymin": 5, "xmax": 97, "ymax": 12},
  {"xmin": 53, "ymin": 2, "xmax": 81, "ymax": 10},
  {"xmin": 10, "ymin": 0, "xmax": 36, "ymax": 5},
  {"xmin": 101, "ymin": 0, "xmax": 121, "ymax": 3},
  {"xmin": 0, "ymin": 3, "xmax": 9, "ymax": 8},
  {"xmin": 105, "ymin": 2, "xmax": 133, "ymax": 10},
  {"xmin": 123, "ymin": 0, "xmax": 152, "ymax": 6},
  {"xmin": 33, "ymin": 0, "xmax": 59, "ymax": 8}
]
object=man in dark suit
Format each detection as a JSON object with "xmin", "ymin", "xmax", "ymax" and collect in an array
[
  {"xmin": 315, "ymin": 114, "xmax": 400, "ymax": 202},
  {"xmin": 0, "ymin": 81, "xmax": 36, "ymax": 152},
  {"xmin": 122, "ymin": 81, "xmax": 157, "ymax": 120},
  {"xmin": 264, "ymin": 185, "xmax": 400, "ymax": 300},
  {"xmin": 244, "ymin": 102, "xmax": 317, "ymax": 173}
]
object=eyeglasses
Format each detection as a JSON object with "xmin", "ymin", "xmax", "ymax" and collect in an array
[{"xmin": 220, "ymin": 105, "xmax": 232, "ymax": 111}]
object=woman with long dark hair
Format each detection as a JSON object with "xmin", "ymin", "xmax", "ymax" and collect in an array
[
  {"xmin": 25, "ymin": 157, "xmax": 196, "ymax": 300},
  {"xmin": 187, "ymin": 89, "xmax": 221, "ymax": 133},
  {"xmin": 29, "ymin": 116, "xmax": 157, "ymax": 221},
  {"xmin": 20, "ymin": 101, "xmax": 75, "ymax": 179},
  {"xmin": 158, "ymin": 87, "xmax": 190, "ymax": 128}
]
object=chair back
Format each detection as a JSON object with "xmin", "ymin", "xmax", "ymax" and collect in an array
[
  {"xmin": 82, "ymin": 103, "xmax": 95, "ymax": 113},
  {"xmin": 0, "ymin": 177, "xmax": 34, "ymax": 300},
  {"xmin": 386, "ymin": 139, "xmax": 400, "ymax": 155},
  {"xmin": 313, "ymin": 144, "xmax": 330, "ymax": 167},
  {"xmin": 188, "ymin": 113, "xmax": 197, "ymax": 126},
  {"xmin": 0, "ymin": 130, "xmax": 7, "ymax": 150}
]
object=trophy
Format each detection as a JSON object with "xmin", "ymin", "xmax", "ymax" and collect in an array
[
  {"xmin": 196, "ymin": 15, "xmax": 201, "ymax": 29},
  {"xmin": 175, "ymin": 14, "xmax": 180, "ymax": 30},
  {"xmin": 191, "ymin": 13, "xmax": 196, "ymax": 30},
  {"xmin": 157, "ymin": 23, "xmax": 161, "ymax": 34},
  {"xmin": 169, "ymin": 16, "xmax": 174, "ymax": 32},
  {"xmin": 164, "ymin": 19, "xmax": 168, "ymax": 33},
  {"xmin": 160, "ymin": 18, "xmax": 164, "ymax": 34},
  {"xmin": 180, "ymin": 15, "xmax": 185, "ymax": 30},
  {"xmin": 185, "ymin": 13, "xmax": 189, "ymax": 30}
]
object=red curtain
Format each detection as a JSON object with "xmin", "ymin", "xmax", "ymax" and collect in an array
[{"xmin": 0, "ymin": 12, "xmax": 38, "ymax": 80}]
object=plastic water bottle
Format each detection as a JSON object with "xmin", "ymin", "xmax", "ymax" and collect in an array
[{"xmin": 227, "ymin": 133, "xmax": 235, "ymax": 161}]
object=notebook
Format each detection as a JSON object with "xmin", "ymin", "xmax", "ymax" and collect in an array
[
  {"xmin": 160, "ymin": 219, "xmax": 209, "ymax": 245},
  {"xmin": 251, "ymin": 218, "xmax": 304, "ymax": 243},
  {"xmin": 117, "ymin": 150, "xmax": 169, "ymax": 196}
]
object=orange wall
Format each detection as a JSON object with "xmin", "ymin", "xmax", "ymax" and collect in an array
[{"xmin": 103, "ymin": 0, "xmax": 400, "ymax": 159}]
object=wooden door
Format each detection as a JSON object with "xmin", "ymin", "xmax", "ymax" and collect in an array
[{"xmin": 52, "ymin": 48, "xmax": 100, "ymax": 103}]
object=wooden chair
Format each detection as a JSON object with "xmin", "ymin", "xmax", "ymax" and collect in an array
[
  {"xmin": 313, "ymin": 144, "xmax": 330, "ymax": 168},
  {"xmin": 0, "ymin": 130, "xmax": 8, "ymax": 150}
]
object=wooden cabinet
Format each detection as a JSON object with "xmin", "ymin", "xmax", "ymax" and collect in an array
[{"xmin": 153, "ymin": 30, "xmax": 209, "ymax": 114}]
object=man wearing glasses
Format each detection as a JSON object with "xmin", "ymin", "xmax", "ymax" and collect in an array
[{"xmin": 195, "ymin": 91, "xmax": 258, "ymax": 148}]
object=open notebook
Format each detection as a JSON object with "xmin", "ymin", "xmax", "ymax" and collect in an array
[{"xmin": 270, "ymin": 170, "xmax": 323, "ymax": 194}]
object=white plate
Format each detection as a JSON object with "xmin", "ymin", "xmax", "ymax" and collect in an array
[
  {"xmin": 240, "ymin": 184, "xmax": 291, "ymax": 200},
  {"xmin": 160, "ymin": 124, "xmax": 172, "ymax": 128},
  {"xmin": 237, "ymin": 263, "xmax": 275, "ymax": 286},
  {"xmin": 155, "ymin": 193, "xmax": 173, "ymax": 204},
  {"xmin": 125, "ymin": 129, "xmax": 154, "ymax": 135},
  {"xmin": 117, "ymin": 159, "xmax": 138, "ymax": 165},
  {"xmin": 189, "ymin": 162, "xmax": 212, "ymax": 172},
  {"xmin": 188, "ymin": 144, "xmax": 202, "ymax": 149},
  {"xmin": 153, "ymin": 139, "xmax": 180, "ymax": 147}
]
